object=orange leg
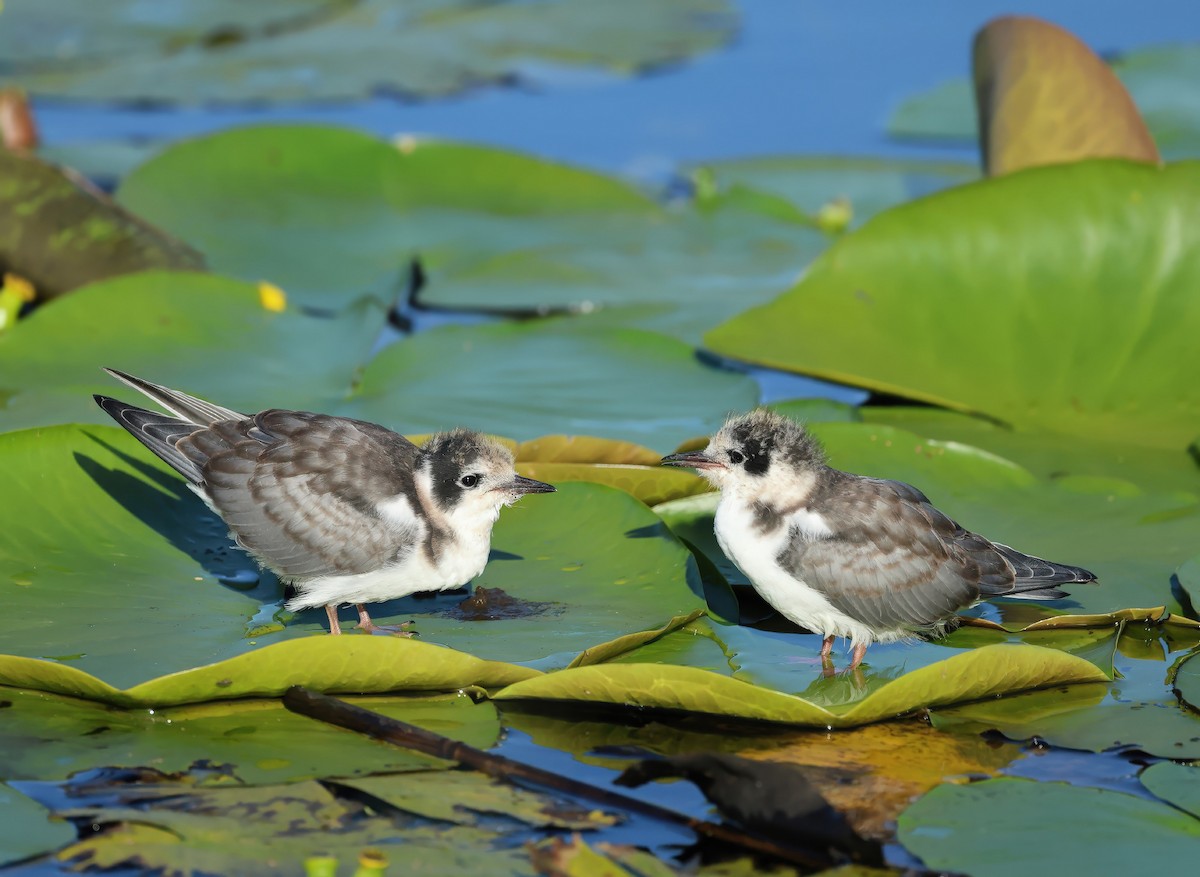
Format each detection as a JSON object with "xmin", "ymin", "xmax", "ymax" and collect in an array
[
  {"xmin": 325, "ymin": 604, "xmax": 342, "ymax": 636},
  {"xmin": 848, "ymin": 642, "xmax": 868, "ymax": 669},
  {"xmin": 356, "ymin": 604, "xmax": 415, "ymax": 637}
]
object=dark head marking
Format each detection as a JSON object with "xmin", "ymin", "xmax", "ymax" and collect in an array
[
  {"xmin": 421, "ymin": 429, "xmax": 513, "ymax": 510},
  {"xmin": 719, "ymin": 409, "xmax": 825, "ymax": 477}
]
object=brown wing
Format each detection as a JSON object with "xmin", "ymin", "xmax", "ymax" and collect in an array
[
  {"xmin": 180, "ymin": 411, "xmax": 423, "ymax": 580},
  {"xmin": 777, "ymin": 476, "xmax": 1015, "ymax": 633}
]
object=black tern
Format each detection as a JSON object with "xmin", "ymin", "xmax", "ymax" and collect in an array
[
  {"xmin": 95, "ymin": 369, "xmax": 555, "ymax": 636},
  {"xmin": 662, "ymin": 410, "xmax": 1096, "ymax": 670}
]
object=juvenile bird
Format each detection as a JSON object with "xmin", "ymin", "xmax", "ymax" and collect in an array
[
  {"xmin": 662, "ymin": 410, "xmax": 1095, "ymax": 670},
  {"xmin": 95, "ymin": 369, "xmax": 554, "ymax": 635}
]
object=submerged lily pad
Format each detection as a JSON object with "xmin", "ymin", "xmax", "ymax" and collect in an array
[
  {"xmin": 1139, "ymin": 761, "xmax": 1200, "ymax": 819},
  {"xmin": 0, "ymin": 271, "xmax": 385, "ymax": 432},
  {"xmin": 706, "ymin": 160, "xmax": 1200, "ymax": 449},
  {"xmin": 1, "ymin": 0, "xmax": 737, "ymax": 104},
  {"xmin": 56, "ymin": 780, "xmax": 535, "ymax": 876},
  {"xmin": 898, "ymin": 777, "xmax": 1200, "ymax": 876},
  {"xmin": 0, "ymin": 689, "xmax": 500, "ymax": 784},
  {"xmin": 0, "ymin": 782, "xmax": 75, "ymax": 867}
]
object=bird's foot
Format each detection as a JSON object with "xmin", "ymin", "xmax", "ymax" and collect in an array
[{"xmin": 359, "ymin": 619, "xmax": 417, "ymax": 637}]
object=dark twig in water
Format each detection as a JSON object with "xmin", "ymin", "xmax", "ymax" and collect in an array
[{"xmin": 283, "ymin": 686, "xmax": 841, "ymax": 872}]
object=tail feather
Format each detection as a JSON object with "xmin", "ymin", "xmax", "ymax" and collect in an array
[
  {"xmin": 982, "ymin": 542, "xmax": 1097, "ymax": 601},
  {"xmin": 102, "ymin": 368, "xmax": 245, "ymax": 426},
  {"xmin": 94, "ymin": 395, "xmax": 206, "ymax": 484}
]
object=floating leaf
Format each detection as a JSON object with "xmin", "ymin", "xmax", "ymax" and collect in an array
[
  {"xmin": 120, "ymin": 126, "xmax": 822, "ymax": 340},
  {"xmin": 686, "ymin": 155, "xmax": 977, "ymax": 228},
  {"xmin": 933, "ymin": 631, "xmax": 1200, "ymax": 759},
  {"xmin": 1139, "ymin": 762, "xmax": 1200, "ymax": 820},
  {"xmin": 493, "ymin": 644, "xmax": 1107, "ymax": 728},
  {"xmin": 1173, "ymin": 648, "xmax": 1200, "ymax": 714},
  {"xmin": 0, "ymin": 689, "xmax": 499, "ymax": 784},
  {"xmin": 706, "ymin": 160, "xmax": 1200, "ymax": 449},
  {"xmin": 341, "ymin": 319, "xmax": 759, "ymax": 448},
  {"xmin": 973, "ymin": 16, "xmax": 1159, "ymax": 175},
  {"xmin": 898, "ymin": 777, "xmax": 1200, "ymax": 876},
  {"xmin": 0, "ymin": 272, "xmax": 384, "ymax": 432},
  {"xmin": 1, "ymin": 0, "xmax": 736, "ymax": 104},
  {"xmin": 0, "ymin": 782, "xmax": 75, "ymax": 867}
]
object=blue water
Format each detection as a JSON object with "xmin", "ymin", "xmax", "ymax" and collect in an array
[{"xmin": 35, "ymin": 0, "xmax": 1200, "ymax": 182}]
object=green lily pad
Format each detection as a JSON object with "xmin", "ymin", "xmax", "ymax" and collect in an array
[
  {"xmin": 119, "ymin": 128, "xmax": 657, "ymax": 309},
  {"xmin": 889, "ymin": 42, "xmax": 1200, "ymax": 160},
  {"xmin": 56, "ymin": 781, "xmax": 535, "ymax": 876},
  {"xmin": 1, "ymin": 0, "xmax": 736, "ymax": 104},
  {"xmin": 1173, "ymin": 647, "xmax": 1200, "ymax": 714},
  {"xmin": 0, "ymin": 689, "xmax": 499, "ymax": 784},
  {"xmin": 897, "ymin": 777, "xmax": 1200, "ymax": 876},
  {"xmin": 340, "ymin": 318, "xmax": 759, "ymax": 448},
  {"xmin": 705, "ymin": 160, "xmax": 1200, "ymax": 449},
  {"xmin": 0, "ymin": 271, "xmax": 385, "ymax": 432},
  {"xmin": 0, "ymin": 782, "xmax": 75, "ymax": 867},
  {"xmin": 410, "ymin": 202, "xmax": 829, "ymax": 345},
  {"xmin": 493, "ymin": 644, "xmax": 1107, "ymax": 728},
  {"xmin": 1139, "ymin": 761, "xmax": 1200, "ymax": 820},
  {"xmin": 686, "ymin": 156, "xmax": 978, "ymax": 229},
  {"xmin": 861, "ymin": 406, "xmax": 1200, "ymax": 496},
  {"xmin": 119, "ymin": 126, "xmax": 823, "ymax": 340}
]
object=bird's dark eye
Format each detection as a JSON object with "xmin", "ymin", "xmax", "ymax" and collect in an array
[
  {"xmin": 459, "ymin": 474, "xmax": 480, "ymax": 488},
  {"xmin": 728, "ymin": 450, "xmax": 745, "ymax": 465}
]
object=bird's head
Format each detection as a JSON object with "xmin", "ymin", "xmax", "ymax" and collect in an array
[
  {"xmin": 420, "ymin": 430, "xmax": 554, "ymax": 528},
  {"xmin": 661, "ymin": 409, "xmax": 825, "ymax": 500}
]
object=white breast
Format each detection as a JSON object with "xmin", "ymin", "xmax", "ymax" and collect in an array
[{"xmin": 714, "ymin": 496, "xmax": 878, "ymax": 646}]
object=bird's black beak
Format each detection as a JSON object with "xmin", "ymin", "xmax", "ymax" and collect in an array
[
  {"xmin": 505, "ymin": 474, "xmax": 556, "ymax": 495},
  {"xmin": 660, "ymin": 451, "xmax": 724, "ymax": 471}
]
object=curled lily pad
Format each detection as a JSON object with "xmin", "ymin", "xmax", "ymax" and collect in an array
[
  {"xmin": 0, "ymin": 151, "xmax": 203, "ymax": 302},
  {"xmin": 0, "ymin": 637, "xmax": 537, "ymax": 709},
  {"xmin": 705, "ymin": 160, "xmax": 1200, "ymax": 449},
  {"xmin": 972, "ymin": 16, "xmax": 1159, "ymax": 175},
  {"xmin": 891, "ymin": 41, "xmax": 1200, "ymax": 161},
  {"xmin": 493, "ymin": 644, "xmax": 1107, "ymax": 729}
]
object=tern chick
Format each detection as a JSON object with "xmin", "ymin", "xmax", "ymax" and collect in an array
[
  {"xmin": 662, "ymin": 410, "xmax": 1096, "ymax": 670},
  {"xmin": 95, "ymin": 369, "xmax": 554, "ymax": 635}
]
